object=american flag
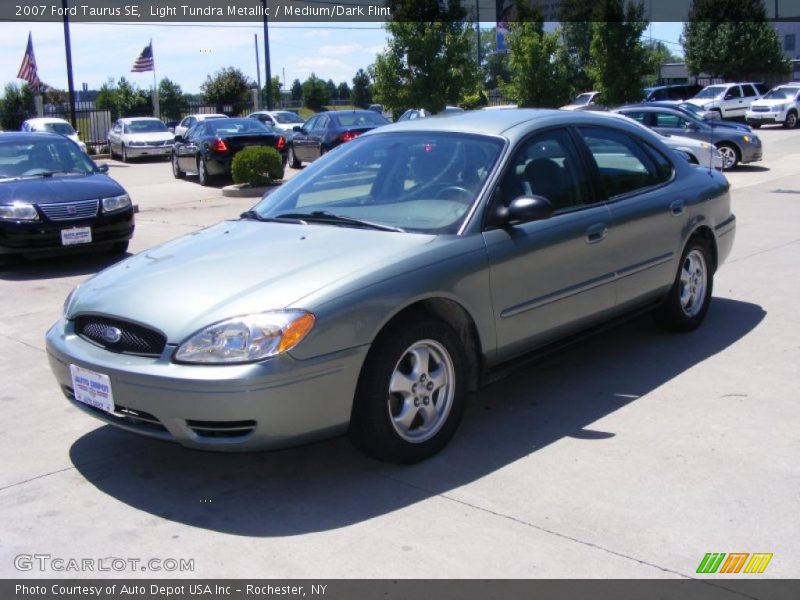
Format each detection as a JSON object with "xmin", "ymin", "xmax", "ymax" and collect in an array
[
  {"xmin": 131, "ymin": 42, "xmax": 154, "ymax": 73},
  {"xmin": 17, "ymin": 32, "xmax": 41, "ymax": 90}
]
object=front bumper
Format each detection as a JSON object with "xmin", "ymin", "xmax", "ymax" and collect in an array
[
  {"xmin": 740, "ymin": 141, "xmax": 762, "ymax": 164},
  {"xmin": 746, "ymin": 110, "xmax": 787, "ymax": 125},
  {"xmin": 45, "ymin": 319, "xmax": 369, "ymax": 451},
  {"xmin": 0, "ymin": 209, "xmax": 134, "ymax": 256},
  {"xmin": 126, "ymin": 145, "xmax": 172, "ymax": 158}
]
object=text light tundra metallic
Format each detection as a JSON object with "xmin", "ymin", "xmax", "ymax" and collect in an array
[{"xmin": 46, "ymin": 110, "xmax": 735, "ymax": 463}]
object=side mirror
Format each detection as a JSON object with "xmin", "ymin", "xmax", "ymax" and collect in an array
[
  {"xmin": 75, "ymin": 129, "xmax": 80, "ymax": 136},
  {"xmin": 96, "ymin": 163, "xmax": 109, "ymax": 173},
  {"xmin": 174, "ymin": 134, "xmax": 183, "ymax": 142},
  {"xmin": 491, "ymin": 195, "xmax": 554, "ymax": 227},
  {"xmin": 293, "ymin": 125, "xmax": 304, "ymax": 132},
  {"xmin": 724, "ymin": 93, "xmax": 734, "ymax": 100}
]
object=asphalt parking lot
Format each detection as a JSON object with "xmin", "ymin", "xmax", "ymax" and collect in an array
[{"xmin": 1, "ymin": 127, "xmax": 798, "ymax": 579}]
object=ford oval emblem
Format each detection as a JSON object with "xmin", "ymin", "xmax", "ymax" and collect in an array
[{"xmin": 101, "ymin": 326, "xmax": 122, "ymax": 344}]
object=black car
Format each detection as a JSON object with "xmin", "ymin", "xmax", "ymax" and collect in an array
[
  {"xmin": 171, "ymin": 118, "xmax": 287, "ymax": 186},
  {"xmin": 643, "ymin": 84, "xmax": 702, "ymax": 102},
  {"xmin": 0, "ymin": 132, "xmax": 134, "ymax": 263},
  {"xmin": 288, "ymin": 110, "xmax": 389, "ymax": 168}
]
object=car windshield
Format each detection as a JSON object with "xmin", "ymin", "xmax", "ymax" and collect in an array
[
  {"xmin": 763, "ymin": 86, "xmax": 799, "ymax": 99},
  {"xmin": 253, "ymin": 132, "xmax": 504, "ymax": 234},
  {"xmin": 273, "ymin": 112, "xmax": 304, "ymax": 124},
  {"xmin": 124, "ymin": 120, "xmax": 168, "ymax": 133},
  {"xmin": 695, "ymin": 86, "xmax": 727, "ymax": 98},
  {"xmin": 332, "ymin": 112, "xmax": 390, "ymax": 127},
  {"xmin": 0, "ymin": 138, "xmax": 96, "ymax": 179},
  {"xmin": 572, "ymin": 93, "xmax": 594, "ymax": 105},
  {"xmin": 207, "ymin": 119, "xmax": 269, "ymax": 134},
  {"xmin": 41, "ymin": 122, "xmax": 76, "ymax": 136}
]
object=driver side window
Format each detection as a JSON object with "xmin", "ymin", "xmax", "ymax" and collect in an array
[{"xmin": 497, "ymin": 128, "xmax": 591, "ymax": 213}]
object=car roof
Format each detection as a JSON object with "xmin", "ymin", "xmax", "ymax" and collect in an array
[
  {"xmin": 366, "ymin": 108, "xmax": 657, "ymax": 139},
  {"xmin": 119, "ymin": 117, "xmax": 162, "ymax": 122},
  {"xmin": 24, "ymin": 117, "xmax": 71, "ymax": 124},
  {"xmin": 193, "ymin": 113, "xmax": 227, "ymax": 118},
  {"xmin": 0, "ymin": 131, "xmax": 64, "ymax": 142}
]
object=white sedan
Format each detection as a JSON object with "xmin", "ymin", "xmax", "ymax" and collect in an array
[
  {"xmin": 173, "ymin": 113, "xmax": 228, "ymax": 138},
  {"xmin": 107, "ymin": 118, "xmax": 175, "ymax": 162},
  {"xmin": 21, "ymin": 117, "xmax": 87, "ymax": 153}
]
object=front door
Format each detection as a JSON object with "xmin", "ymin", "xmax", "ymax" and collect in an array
[{"xmin": 483, "ymin": 127, "xmax": 616, "ymax": 362}]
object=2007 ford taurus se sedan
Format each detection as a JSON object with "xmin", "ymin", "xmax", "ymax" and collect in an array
[{"xmin": 46, "ymin": 110, "xmax": 735, "ymax": 463}]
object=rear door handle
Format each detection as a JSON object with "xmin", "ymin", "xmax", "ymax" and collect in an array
[
  {"xmin": 670, "ymin": 200, "xmax": 685, "ymax": 216},
  {"xmin": 585, "ymin": 223, "xmax": 609, "ymax": 244}
]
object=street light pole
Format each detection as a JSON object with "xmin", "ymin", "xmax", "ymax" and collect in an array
[
  {"xmin": 262, "ymin": 0, "xmax": 273, "ymax": 110},
  {"xmin": 62, "ymin": 0, "xmax": 77, "ymax": 128}
]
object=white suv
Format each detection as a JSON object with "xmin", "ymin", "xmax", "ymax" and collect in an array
[
  {"xmin": 745, "ymin": 83, "xmax": 800, "ymax": 129},
  {"xmin": 686, "ymin": 83, "xmax": 766, "ymax": 119}
]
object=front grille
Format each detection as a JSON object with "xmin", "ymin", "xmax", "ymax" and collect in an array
[
  {"xmin": 63, "ymin": 385, "xmax": 169, "ymax": 434},
  {"xmin": 75, "ymin": 315, "xmax": 166, "ymax": 357},
  {"xmin": 751, "ymin": 106, "xmax": 770, "ymax": 113},
  {"xmin": 139, "ymin": 141, "xmax": 169, "ymax": 147},
  {"xmin": 38, "ymin": 199, "xmax": 99, "ymax": 221},
  {"xmin": 186, "ymin": 419, "xmax": 257, "ymax": 439}
]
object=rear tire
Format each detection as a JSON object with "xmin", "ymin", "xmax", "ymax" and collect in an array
[
  {"xmin": 288, "ymin": 146, "xmax": 301, "ymax": 168},
  {"xmin": 197, "ymin": 156, "xmax": 210, "ymax": 186},
  {"xmin": 349, "ymin": 317, "xmax": 467, "ymax": 463},
  {"xmin": 653, "ymin": 237, "xmax": 714, "ymax": 332}
]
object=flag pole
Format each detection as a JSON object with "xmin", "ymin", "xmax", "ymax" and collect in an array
[
  {"xmin": 62, "ymin": 0, "xmax": 77, "ymax": 127},
  {"xmin": 151, "ymin": 38, "xmax": 160, "ymax": 119}
]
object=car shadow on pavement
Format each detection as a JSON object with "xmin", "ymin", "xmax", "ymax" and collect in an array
[
  {"xmin": 0, "ymin": 252, "xmax": 129, "ymax": 281},
  {"xmin": 69, "ymin": 297, "xmax": 765, "ymax": 537}
]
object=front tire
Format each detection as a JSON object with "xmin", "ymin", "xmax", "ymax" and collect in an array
[
  {"xmin": 748, "ymin": 122, "xmax": 762, "ymax": 129},
  {"xmin": 121, "ymin": 144, "xmax": 128, "ymax": 163},
  {"xmin": 715, "ymin": 142, "xmax": 739, "ymax": 170},
  {"xmin": 349, "ymin": 317, "xmax": 467, "ymax": 463},
  {"xmin": 653, "ymin": 238, "xmax": 714, "ymax": 332},
  {"xmin": 109, "ymin": 241, "xmax": 129, "ymax": 256},
  {"xmin": 107, "ymin": 140, "xmax": 115, "ymax": 159},
  {"xmin": 172, "ymin": 152, "xmax": 185, "ymax": 179}
]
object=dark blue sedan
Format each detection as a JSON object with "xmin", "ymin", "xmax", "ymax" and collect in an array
[
  {"xmin": 288, "ymin": 110, "xmax": 389, "ymax": 168},
  {"xmin": 0, "ymin": 132, "xmax": 134, "ymax": 263}
]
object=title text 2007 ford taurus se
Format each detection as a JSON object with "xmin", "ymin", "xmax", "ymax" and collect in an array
[{"xmin": 46, "ymin": 110, "xmax": 735, "ymax": 463}]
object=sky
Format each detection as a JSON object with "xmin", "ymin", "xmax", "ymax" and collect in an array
[{"xmin": 0, "ymin": 20, "xmax": 685, "ymax": 95}]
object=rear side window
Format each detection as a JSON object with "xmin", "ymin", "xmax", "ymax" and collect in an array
[
  {"xmin": 653, "ymin": 112, "xmax": 691, "ymax": 129},
  {"xmin": 578, "ymin": 127, "xmax": 671, "ymax": 199}
]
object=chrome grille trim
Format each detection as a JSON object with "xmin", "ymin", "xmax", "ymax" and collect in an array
[{"xmin": 38, "ymin": 199, "xmax": 99, "ymax": 221}]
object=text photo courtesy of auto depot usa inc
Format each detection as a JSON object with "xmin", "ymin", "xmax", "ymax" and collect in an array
[{"xmin": 0, "ymin": 0, "xmax": 799, "ymax": 597}]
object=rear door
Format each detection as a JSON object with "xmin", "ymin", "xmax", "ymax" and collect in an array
[
  {"xmin": 576, "ymin": 126, "xmax": 687, "ymax": 309},
  {"xmin": 292, "ymin": 116, "xmax": 316, "ymax": 161},
  {"xmin": 177, "ymin": 123, "xmax": 204, "ymax": 171},
  {"xmin": 483, "ymin": 127, "xmax": 616, "ymax": 361},
  {"xmin": 308, "ymin": 115, "xmax": 330, "ymax": 159}
]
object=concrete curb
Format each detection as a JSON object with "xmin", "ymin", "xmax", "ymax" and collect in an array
[{"xmin": 221, "ymin": 182, "xmax": 282, "ymax": 198}]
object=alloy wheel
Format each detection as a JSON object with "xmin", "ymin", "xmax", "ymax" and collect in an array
[{"xmin": 679, "ymin": 249, "xmax": 708, "ymax": 318}]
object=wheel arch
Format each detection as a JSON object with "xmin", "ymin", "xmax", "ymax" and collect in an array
[{"xmin": 687, "ymin": 225, "xmax": 718, "ymax": 273}]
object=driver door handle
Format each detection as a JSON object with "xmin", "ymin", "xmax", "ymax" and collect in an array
[
  {"xmin": 586, "ymin": 223, "xmax": 609, "ymax": 244},
  {"xmin": 670, "ymin": 200, "xmax": 685, "ymax": 216}
]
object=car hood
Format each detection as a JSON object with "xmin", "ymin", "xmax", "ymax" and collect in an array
[
  {"xmin": 749, "ymin": 98, "xmax": 789, "ymax": 108},
  {"xmin": 686, "ymin": 97, "xmax": 721, "ymax": 107},
  {"xmin": 708, "ymin": 120, "xmax": 751, "ymax": 132},
  {"xmin": 68, "ymin": 220, "xmax": 436, "ymax": 343},
  {"xmin": 122, "ymin": 132, "xmax": 173, "ymax": 143},
  {"xmin": 0, "ymin": 173, "xmax": 124, "ymax": 204}
]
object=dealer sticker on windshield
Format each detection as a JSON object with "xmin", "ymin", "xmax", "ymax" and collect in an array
[
  {"xmin": 61, "ymin": 227, "xmax": 92, "ymax": 246},
  {"xmin": 70, "ymin": 364, "xmax": 114, "ymax": 414}
]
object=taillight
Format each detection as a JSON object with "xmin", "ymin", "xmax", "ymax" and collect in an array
[
  {"xmin": 338, "ymin": 131, "xmax": 360, "ymax": 143},
  {"xmin": 210, "ymin": 137, "xmax": 228, "ymax": 152},
  {"xmin": 276, "ymin": 136, "xmax": 286, "ymax": 150}
]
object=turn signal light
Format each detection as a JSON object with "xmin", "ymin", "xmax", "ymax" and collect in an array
[{"xmin": 210, "ymin": 137, "xmax": 228, "ymax": 152}]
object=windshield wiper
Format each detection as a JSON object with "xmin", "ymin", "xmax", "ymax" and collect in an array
[
  {"xmin": 273, "ymin": 211, "xmax": 405, "ymax": 233},
  {"xmin": 240, "ymin": 210, "xmax": 307, "ymax": 224},
  {"xmin": 22, "ymin": 170, "xmax": 82, "ymax": 179}
]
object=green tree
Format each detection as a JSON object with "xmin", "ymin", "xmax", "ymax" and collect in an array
[
  {"xmin": 643, "ymin": 40, "xmax": 680, "ymax": 86},
  {"xmin": 158, "ymin": 77, "xmax": 189, "ymax": 120},
  {"xmin": 262, "ymin": 76, "xmax": 282, "ymax": 108},
  {"xmin": 371, "ymin": 0, "xmax": 481, "ymax": 118},
  {"xmin": 302, "ymin": 73, "xmax": 330, "ymax": 111},
  {"xmin": 337, "ymin": 81, "xmax": 351, "ymax": 100},
  {"xmin": 587, "ymin": 0, "xmax": 650, "ymax": 106},
  {"xmin": 201, "ymin": 67, "xmax": 253, "ymax": 111},
  {"xmin": 290, "ymin": 78, "xmax": 303, "ymax": 101},
  {"xmin": 0, "ymin": 82, "xmax": 35, "ymax": 130},
  {"xmin": 500, "ymin": 7, "xmax": 572, "ymax": 108},
  {"xmin": 326, "ymin": 78, "xmax": 338, "ymax": 101},
  {"xmin": 682, "ymin": 0, "xmax": 789, "ymax": 80},
  {"xmin": 95, "ymin": 77, "xmax": 151, "ymax": 119},
  {"xmin": 350, "ymin": 68, "xmax": 372, "ymax": 108},
  {"xmin": 559, "ymin": 0, "xmax": 595, "ymax": 93}
]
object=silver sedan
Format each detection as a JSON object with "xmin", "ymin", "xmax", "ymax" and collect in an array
[{"xmin": 47, "ymin": 110, "xmax": 735, "ymax": 463}]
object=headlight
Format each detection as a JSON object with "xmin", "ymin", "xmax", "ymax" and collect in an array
[
  {"xmin": 743, "ymin": 135, "xmax": 751, "ymax": 143},
  {"xmin": 0, "ymin": 202, "xmax": 39, "ymax": 221},
  {"xmin": 174, "ymin": 310, "xmax": 316, "ymax": 364},
  {"xmin": 102, "ymin": 193, "xmax": 131, "ymax": 213},
  {"xmin": 774, "ymin": 104, "xmax": 786, "ymax": 112}
]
